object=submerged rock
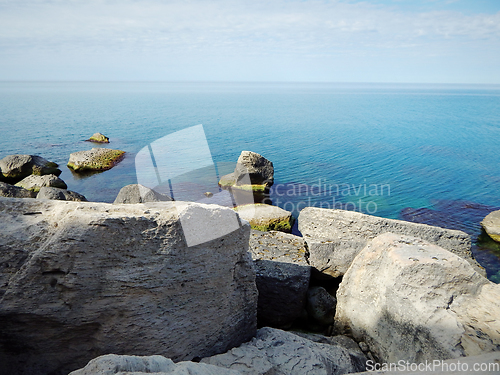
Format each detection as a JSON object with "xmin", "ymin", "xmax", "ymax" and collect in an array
[
  {"xmin": 482, "ymin": 210, "xmax": 500, "ymax": 243},
  {"xmin": 298, "ymin": 207, "xmax": 484, "ymax": 278},
  {"xmin": 0, "ymin": 198, "xmax": 257, "ymax": 375},
  {"xmin": 201, "ymin": 327, "xmax": 367, "ymax": 375},
  {"xmin": 14, "ymin": 174, "xmax": 67, "ymax": 192},
  {"xmin": 0, "ymin": 181, "xmax": 36, "ymax": 198},
  {"xmin": 334, "ymin": 232, "xmax": 500, "ymax": 364},
  {"xmin": 113, "ymin": 184, "xmax": 172, "ymax": 204},
  {"xmin": 36, "ymin": 187, "xmax": 87, "ymax": 202},
  {"xmin": 87, "ymin": 132, "xmax": 109, "ymax": 143},
  {"xmin": 0, "ymin": 154, "xmax": 61, "ymax": 181},
  {"xmin": 67, "ymin": 148, "xmax": 125, "ymax": 172},
  {"xmin": 235, "ymin": 203, "xmax": 294, "ymax": 232}
]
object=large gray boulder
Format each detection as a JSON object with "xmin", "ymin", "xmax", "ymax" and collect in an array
[
  {"xmin": 14, "ymin": 174, "xmax": 67, "ymax": 192},
  {"xmin": 481, "ymin": 210, "xmax": 500, "ymax": 243},
  {"xmin": 202, "ymin": 327, "xmax": 367, "ymax": 374},
  {"xmin": 0, "ymin": 197, "xmax": 257, "ymax": 375},
  {"xmin": 234, "ymin": 151, "xmax": 274, "ymax": 187},
  {"xmin": 36, "ymin": 186, "xmax": 88, "ymax": 202},
  {"xmin": 69, "ymin": 354, "xmax": 241, "ymax": 375},
  {"xmin": 113, "ymin": 184, "xmax": 172, "ymax": 204},
  {"xmin": 334, "ymin": 232, "xmax": 500, "ymax": 364},
  {"xmin": 298, "ymin": 207, "xmax": 484, "ymax": 277},
  {"xmin": 67, "ymin": 148, "xmax": 125, "ymax": 172},
  {"xmin": 249, "ymin": 230, "xmax": 311, "ymax": 328},
  {"xmin": 0, "ymin": 181, "xmax": 36, "ymax": 198},
  {"xmin": 0, "ymin": 154, "xmax": 61, "ymax": 181}
]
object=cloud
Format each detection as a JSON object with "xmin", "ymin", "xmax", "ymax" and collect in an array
[{"xmin": 0, "ymin": 0, "xmax": 499, "ymax": 81}]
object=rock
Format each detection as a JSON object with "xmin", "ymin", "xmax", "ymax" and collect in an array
[
  {"xmin": 0, "ymin": 181, "xmax": 36, "ymax": 198},
  {"xmin": 69, "ymin": 354, "xmax": 241, "ymax": 375},
  {"xmin": 113, "ymin": 184, "xmax": 172, "ymax": 204},
  {"xmin": 306, "ymin": 286, "xmax": 336, "ymax": 327},
  {"xmin": 298, "ymin": 207, "xmax": 484, "ymax": 278},
  {"xmin": 87, "ymin": 132, "xmax": 110, "ymax": 143},
  {"xmin": 481, "ymin": 210, "xmax": 500, "ymax": 243},
  {"xmin": 291, "ymin": 332, "xmax": 367, "ymax": 370},
  {"xmin": 14, "ymin": 174, "xmax": 67, "ymax": 192},
  {"xmin": 234, "ymin": 151, "xmax": 274, "ymax": 187},
  {"xmin": 202, "ymin": 327, "xmax": 367, "ymax": 374},
  {"xmin": 219, "ymin": 172, "xmax": 237, "ymax": 189},
  {"xmin": 235, "ymin": 203, "xmax": 294, "ymax": 232},
  {"xmin": 250, "ymin": 230, "xmax": 310, "ymax": 327},
  {"xmin": 0, "ymin": 154, "xmax": 61, "ymax": 181},
  {"xmin": 67, "ymin": 148, "xmax": 125, "ymax": 172},
  {"xmin": 357, "ymin": 352, "xmax": 500, "ymax": 374},
  {"xmin": 0, "ymin": 197, "xmax": 257, "ymax": 375},
  {"xmin": 37, "ymin": 187, "xmax": 88, "ymax": 202},
  {"xmin": 334, "ymin": 232, "xmax": 500, "ymax": 365}
]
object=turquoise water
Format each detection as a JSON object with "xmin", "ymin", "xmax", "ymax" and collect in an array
[{"xmin": 1, "ymin": 82, "xmax": 500, "ymax": 277}]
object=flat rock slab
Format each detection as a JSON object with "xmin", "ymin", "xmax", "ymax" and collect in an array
[
  {"xmin": 334, "ymin": 232, "xmax": 500, "ymax": 364},
  {"xmin": 14, "ymin": 174, "xmax": 67, "ymax": 192},
  {"xmin": 0, "ymin": 181, "xmax": 36, "ymax": 198},
  {"xmin": 235, "ymin": 203, "xmax": 294, "ymax": 232},
  {"xmin": 298, "ymin": 207, "xmax": 484, "ymax": 277},
  {"xmin": 36, "ymin": 187, "xmax": 87, "ymax": 201},
  {"xmin": 113, "ymin": 184, "xmax": 172, "ymax": 204},
  {"xmin": 481, "ymin": 210, "xmax": 500, "ymax": 243},
  {"xmin": 0, "ymin": 154, "xmax": 61, "ymax": 181},
  {"xmin": 201, "ymin": 327, "xmax": 367, "ymax": 375},
  {"xmin": 67, "ymin": 148, "xmax": 125, "ymax": 172},
  {"xmin": 0, "ymin": 197, "xmax": 257, "ymax": 375},
  {"xmin": 249, "ymin": 229, "xmax": 309, "ymax": 265}
]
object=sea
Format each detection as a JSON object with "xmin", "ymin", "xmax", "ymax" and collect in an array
[{"xmin": 1, "ymin": 81, "xmax": 500, "ymax": 280}]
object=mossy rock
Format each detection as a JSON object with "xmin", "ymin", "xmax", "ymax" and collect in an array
[
  {"xmin": 481, "ymin": 210, "xmax": 500, "ymax": 243},
  {"xmin": 15, "ymin": 174, "xmax": 67, "ymax": 193},
  {"xmin": 219, "ymin": 173, "xmax": 237, "ymax": 189},
  {"xmin": 234, "ymin": 203, "xmax": 294, "ymax": 233},
  {"xmin": 87, "ymin": 132, "xmax": 110, "ymax": 143},
  {"xmin": 0, "ymin": 154, "xmax": 61, "ymax": 182},
  {"xmin": 67, "ymin": 148, "xmax": 125, "ymax": 172}
]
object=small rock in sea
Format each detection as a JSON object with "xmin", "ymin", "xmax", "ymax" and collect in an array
[
  {"xmin": 204, "ymin": 192, "xmax": 214, "ymax": 198},
  {"xmin": 87, "ymin": 132, "xmax": 110, "ymax": 143},
  {"xmin": 481, "ymin": 210, "xmax": 500, "ymax": 243},
  {"xmin": 67, "ymin": 148, "xmax": 125, "ymax": 172},
  {"xmin": 0, "ymin": 154, "xmax": 61, "ymax": 182},
  {"xmin": 113, "ymin": 184, "xmax": 172, "ymax": 204},
  {"xmin": 14, "ymin": 174, "xmax": 67, "ymax": 192}
]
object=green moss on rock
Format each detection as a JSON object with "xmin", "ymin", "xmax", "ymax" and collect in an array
[{"xmin": 67, "ymin": 148, "xmax": 125, "ymax": 172}]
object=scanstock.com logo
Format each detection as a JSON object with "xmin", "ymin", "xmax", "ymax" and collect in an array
[{"xmin": 134, "ymin": 124, "xmax": 255, "ymax": 247}]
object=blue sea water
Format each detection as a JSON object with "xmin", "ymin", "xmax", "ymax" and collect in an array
[{"xmin": 1, "ymin": 81, "xmax": 500, "ymax": 278}]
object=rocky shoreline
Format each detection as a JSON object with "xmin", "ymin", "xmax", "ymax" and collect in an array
[{"xmin": 1, "ymin": 147, "xmax": 500, "ymax": 374}]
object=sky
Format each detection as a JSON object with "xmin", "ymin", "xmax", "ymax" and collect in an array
[{"xmin": 0, "ymin": 0, "xmax": 499, "ymax": 83}]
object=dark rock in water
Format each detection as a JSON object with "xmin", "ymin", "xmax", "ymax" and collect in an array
[
  {"xmin": 0, "ymin": 181, "xmax": 36, "ymax": 198},
  {"xmin": 0, "ymin": 154, "xmax": 61, "ymax": 182},
  {"xmin": 87, "ymin": 132, "xmax": 109, "ymax": 143},
  {"xmin": 14, "ymin": 174, "xmax": 67, "ymax": 192},
  {"xmin": 113, "ymin": 184, "xmax": 172, "ymax": 204},
  {"xmin": 37, "ymin": 187, "xmax": 87, "ymax": 202},
  {"xmin": 482, "ymin": 210, "xmax": 500, "ymax": 243},
  {"xmin": 234, "ymin": 151, "xmax": 274, "ymax": 187}
]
